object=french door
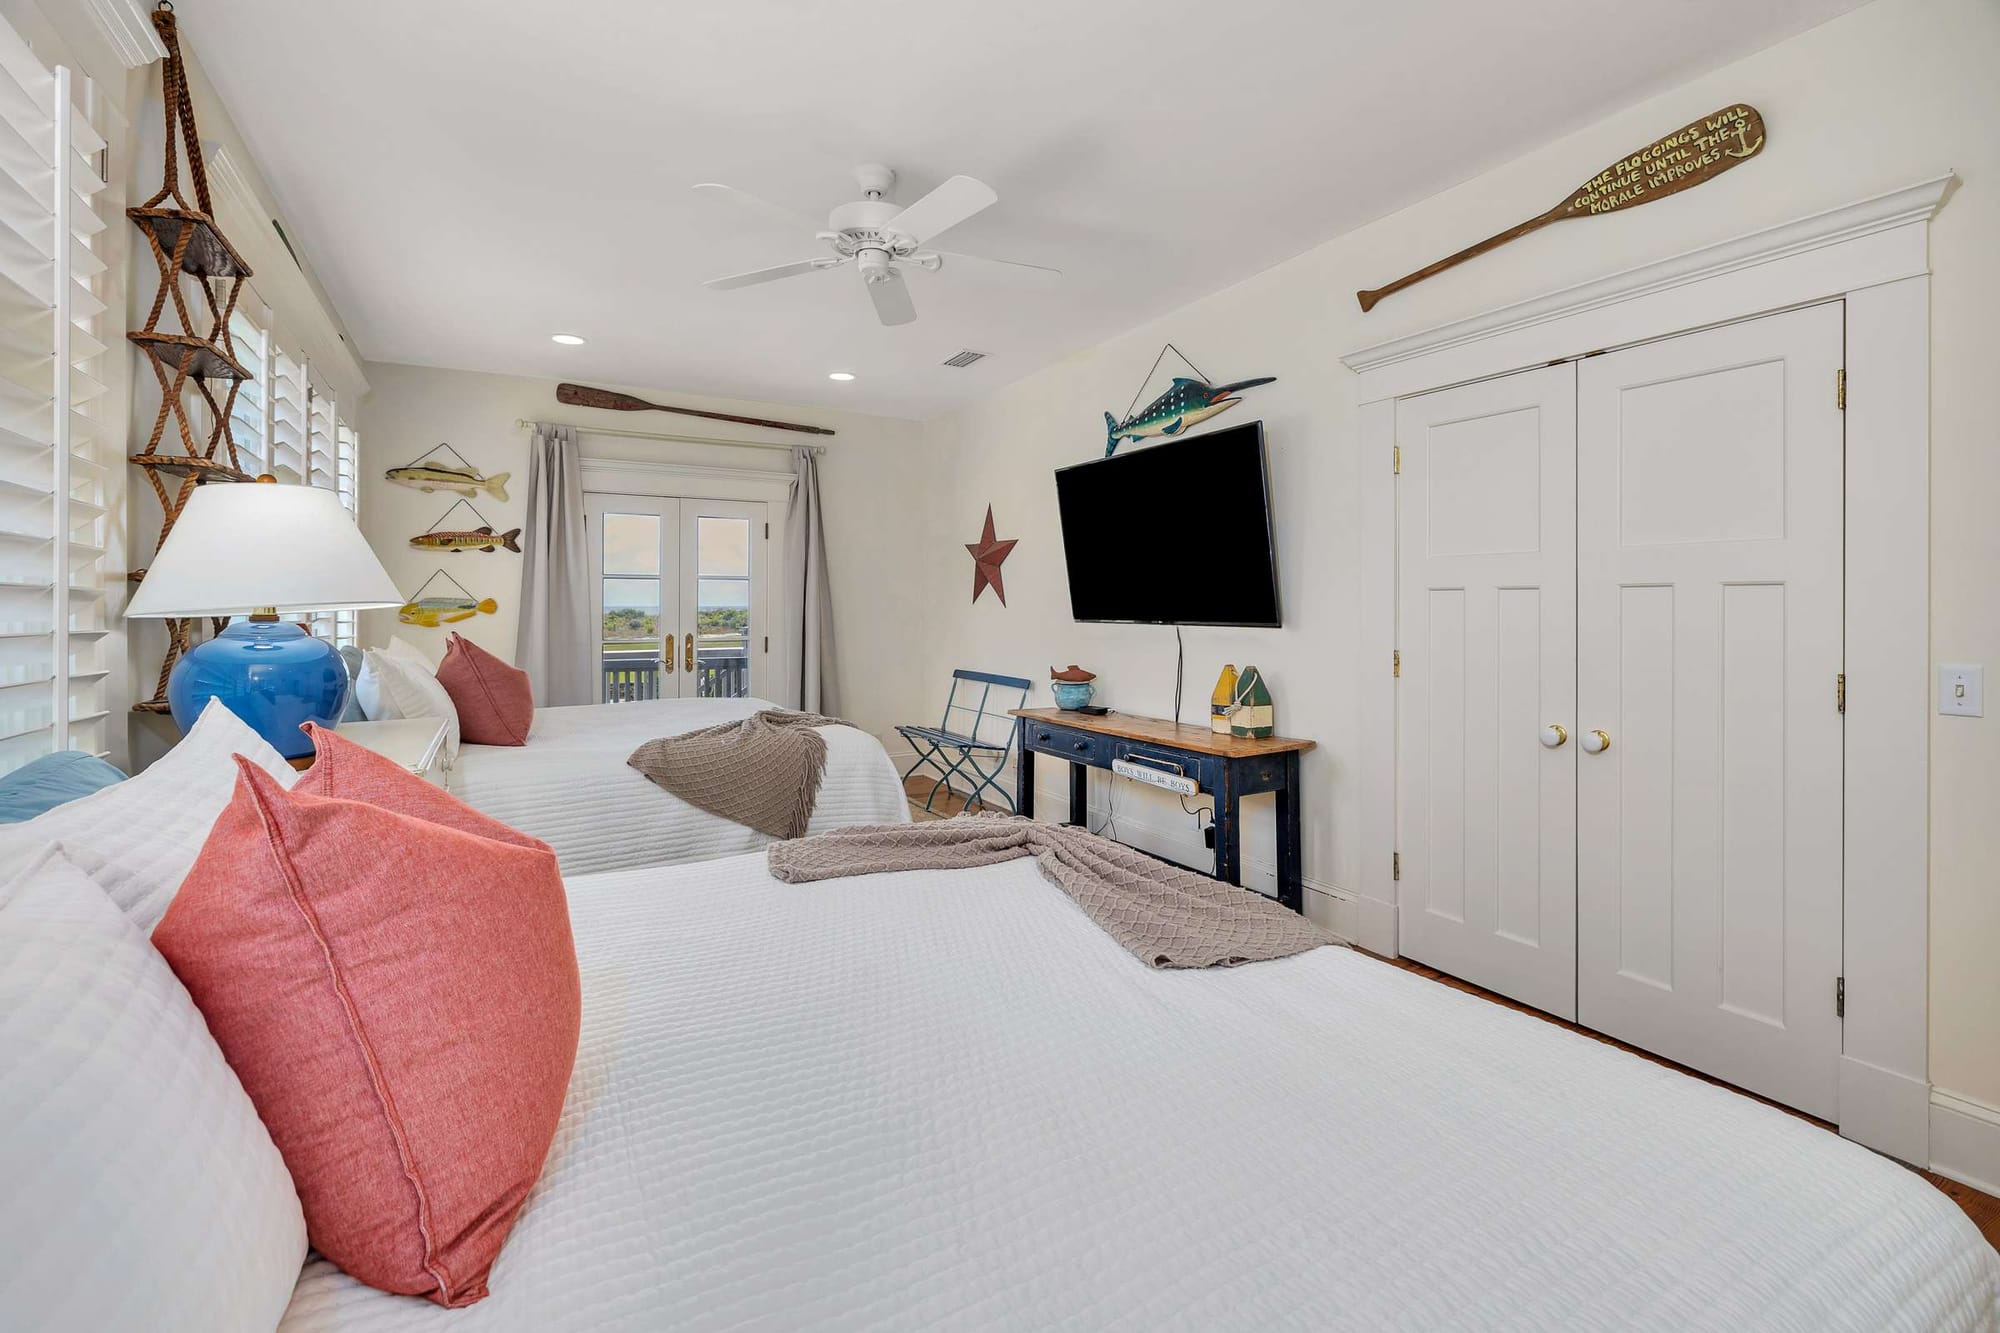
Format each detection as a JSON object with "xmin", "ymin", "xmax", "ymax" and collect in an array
[
  {"xmin": 585, "ymin": 494, "xmax": 768, "ymax": 704},
  {"xmin": 1397, "ymin": 302, "xmax": 1847, "ymax": 1118}
]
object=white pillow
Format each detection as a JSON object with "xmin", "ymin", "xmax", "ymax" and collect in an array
[
  {"xmin": 354, "ymin": 635, "xmax": 434, "ymax": 720},
  {"xmin": 0, "ymin": 697, "xmax": 297, "ymax": 931},
  {"xmin": 364, "ymin": 646, "xmax": 461, "ymax": 761},
  {"xmin": 0, "ymin": 845, "xmax": 307, "ymax": 1333}
]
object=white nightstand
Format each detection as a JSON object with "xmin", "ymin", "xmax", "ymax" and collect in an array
[{"xmin": 301, "ymin": 718, "xmax": 450, "ymax": 785}]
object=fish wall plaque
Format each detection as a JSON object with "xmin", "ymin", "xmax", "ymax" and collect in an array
[
  {"xmin": 1103, "ymin": 376, "xmax": 1276, "ymax": 456},
  {"xmin": 1102, "ymin": 343, "xmax": 1276, "ymax": 457},
  {"xmin": 409, "ymin": 498, "xmax": 520, "ymax": 553},
  {"xmin": 409, "ymin": 526, "xmax": 521, "ymax": 554},
  {"xmin": 384, "ymin": 443, "xmax": 510, "ymax": 500},
  {"xmin": 397, "ymin": 569, "xmax": 499, "ymax": 628}
]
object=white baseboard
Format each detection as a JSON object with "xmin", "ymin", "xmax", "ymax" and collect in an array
[
  {"xmin": 1930, "ymin": 1090, "xmax": 2000, "ymax": 1196},
  {"xmin": 1836, "ymin": 1055, "xmax": 1931, "ymax": 1165}
]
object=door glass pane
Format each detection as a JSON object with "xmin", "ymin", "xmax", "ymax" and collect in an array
[
  {"xmin": 602, "ymin": 512, "xmax": 661, "ymax": 575},
  {"xmin": 693, "ymin": 517, "xmax": 750, "ymax": 698},
  {"xmin": 601, "ymin": 576, "xmax": 662, "ymax": 703}
]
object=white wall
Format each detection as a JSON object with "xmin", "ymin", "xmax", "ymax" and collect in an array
[
  {"xmin": 356, "ymin": 362, "xmax": 936, "ymax": 752},
  {"xmin": 912, "ymin": 0, "xmax": 2000, "ymax": 1108}
]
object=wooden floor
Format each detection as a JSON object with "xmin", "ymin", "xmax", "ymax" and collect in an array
[
  {"xmin": 904, "ymin": 776, "xmax": 2000, "ymax": 1253},
  {"xmin": 903, "ymin": 775, "xmax": 997, "ymax": 822},
  {"xmin": 1378, "ymin": 954, "xmax": 2000, "ymax": 1254}
]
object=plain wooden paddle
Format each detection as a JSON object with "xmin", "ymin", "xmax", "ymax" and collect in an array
[
  {"xmin": 556, "ymin": 383, "xmax": 836, "ymax": 436},
  {"xmin": 1356, "ymin": 105, "xmax": 1766, "ymax": 313}
]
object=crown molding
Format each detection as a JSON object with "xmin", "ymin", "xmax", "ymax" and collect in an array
[
  {"xmin": 1341, "ymin": 173, "xmax": 1954, "ymax": 380},
  {"xmin": 204, "ymin": 142, "xmax": 370, "ymax": 400},
  {"xmin": 79, "ymin": 0, "xmax": 166, "ymax": 67}
]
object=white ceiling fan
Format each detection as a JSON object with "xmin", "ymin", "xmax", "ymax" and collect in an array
[{"xmin": 694, "ymin": 164, "xmax": 1059, "ymax": 327}]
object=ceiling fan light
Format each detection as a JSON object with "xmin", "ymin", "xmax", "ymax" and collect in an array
[{"xmin": 551, "ymin": 333, "xmax": 586, "ymax": 345}]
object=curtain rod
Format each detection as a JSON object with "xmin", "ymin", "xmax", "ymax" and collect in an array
[{"xmin": 515, "ymin": 418, "xmax": 825, "ymax": 455}]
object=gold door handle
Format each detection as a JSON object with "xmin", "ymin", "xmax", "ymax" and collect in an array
[
  {"xmin": 1540, "ymin": 723, "xmax": 1568, "ymax": 749},
  {"xmin": 662, "ymin": 645, "xmax": 673, "ymax": 675},
  {"xmin": 1581, "ymin": 729, "xmax": 1611, "ymax": 754},
  {"xmin": 684, "ymin": 631, "xmax": 694, "ymax": 673}
]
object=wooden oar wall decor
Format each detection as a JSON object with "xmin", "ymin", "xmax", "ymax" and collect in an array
[
  {"xmin": 1356, "ymin": 104, "xmax": 1766, "ymax": 312},
  {"xmin": 557, "ymin": 383, "xmax": 835, "ymax": 436}
]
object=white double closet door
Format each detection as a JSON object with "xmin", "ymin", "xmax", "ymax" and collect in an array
[{"xmin": 1397, "ymin": 302, "xmax": 1845, "ymax": 1119}]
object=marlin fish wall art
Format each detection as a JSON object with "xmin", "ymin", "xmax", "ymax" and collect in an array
[{"xmin": 1102, "ymin": 375, "xmax": 1276, "ymax": 456}]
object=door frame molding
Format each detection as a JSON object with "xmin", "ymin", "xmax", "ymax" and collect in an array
[{"xmin": 1343, "ymin": 174, "xmax": 1951, "ymax": 1163}]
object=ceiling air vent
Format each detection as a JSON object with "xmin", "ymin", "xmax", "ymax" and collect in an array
[{"xmin": 941, "ymin": 349, "xmax": 987, "ymax": 368}]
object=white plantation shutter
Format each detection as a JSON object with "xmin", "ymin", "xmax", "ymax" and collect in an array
[
  {"xmin": 226, "ymin": 294, "xmax": 271, "ymax": 476},
  {"xmin": 0, "ymin": 20, "xmax": 117, "ymax": 774},
  {"xmin": 269, "ymin": 341, "xmax": 306, "ymax": 484},
  {"xmin": 306, "ymin": 372, "xmax": 335, "ymax": 490}
]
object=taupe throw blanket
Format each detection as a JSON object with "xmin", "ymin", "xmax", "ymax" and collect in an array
[
  {"xmin": 628, "ymin": 710, "xmax": 846, "ymax": 839},
  {"xmin": 769, "ymin": 813, "xmax": 1336, "ymax": 969}
]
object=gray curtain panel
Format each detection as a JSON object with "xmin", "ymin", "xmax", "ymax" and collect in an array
[
  {"xmin": 784, "ymin": 445, "xmax": 839, "ymax": 714},
  {"xmin": 515, "ymin": 423, "xmax": 595, "ymax": 707}
]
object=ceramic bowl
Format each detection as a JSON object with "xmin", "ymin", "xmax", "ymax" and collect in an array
[{"xmin": 1052, "ymin": 681, "xmax": 1095, "ymax": 710}]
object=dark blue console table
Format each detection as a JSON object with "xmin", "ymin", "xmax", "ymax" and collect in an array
[{"xmin": 1011, "ymin": 708, "xmax": 1315, "ymax": 912}]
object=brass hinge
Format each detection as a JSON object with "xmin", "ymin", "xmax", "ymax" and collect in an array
[
  {"xmin": 1836, "ymin": 976, "xmax": 1845, "ymax": 1018},
  {"xmin": 1836, "ymin": 368, "xmax": 1846, "ymax": 411},
  {"xmin": 1392, "ymin": 852, "xmax": 1401, "ymax": 881},
  {"xmin": 1392, "ymin": 445, "xmax": 1401, "ymax": 475},
  {"xmin": 1836, "ymin": 672, "xmax": 1846, "ymax": 714},
  {"xmin": 1392, "ymin": 649, "xmax": 1401, "ymax": 677}
]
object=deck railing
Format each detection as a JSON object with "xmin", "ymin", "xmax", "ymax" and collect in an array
[{"xmin": 601, "ymin": 643, "xmax": 749, "ymax": 702}]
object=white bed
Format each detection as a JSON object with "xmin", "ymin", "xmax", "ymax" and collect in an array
[
  {"xmin": 442, "ymin": 697, "xmax": 909, "ymax": 875},
  {"xmin": 279, "ymin": 852, "xmax": 2000, "ymax": 1332}
]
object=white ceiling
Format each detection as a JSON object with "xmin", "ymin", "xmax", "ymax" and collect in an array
[{"xmin": 183, "ymin": 0, "xmax": 1862, "ymax": 419}]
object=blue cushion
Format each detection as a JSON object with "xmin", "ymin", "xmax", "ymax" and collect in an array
[{"xmin": 0, "ymin": 750, "xmax": 127, "ymax": 823}]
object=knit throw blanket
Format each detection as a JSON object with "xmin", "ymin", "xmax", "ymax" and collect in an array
[
  {"xmin": 628, "ymin": 710, "xmax": 847, "ymax": 840},
  {"xmin": 769, "ymin": 813, "xmax": 1336, "ymax": 969}
]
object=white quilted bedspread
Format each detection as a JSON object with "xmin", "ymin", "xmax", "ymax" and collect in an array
[
  {"xmin": 280, "ymin": 854, "xmax": 2000, "ymax": 1333},
  {"xmin": 444, "ymin": 697, "xmax": 908, "ymax": 876}
]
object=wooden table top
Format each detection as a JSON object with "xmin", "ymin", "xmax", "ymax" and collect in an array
[{"xmin": 1011, "ymin": 707, "xmax": 1315, "ymax": 759}]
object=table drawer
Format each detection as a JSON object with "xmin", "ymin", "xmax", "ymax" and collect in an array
[
  {"xmin": 1112, "ymin": 739, "xmax": 1214, "ymax": 792},
  {"xmin": 1026, "ymin": 721, "xmax": 1109, "ymax": 766}
]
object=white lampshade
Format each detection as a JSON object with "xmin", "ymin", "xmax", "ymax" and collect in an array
[{"xmin": 126, "ymin": 481, "xmax": 404, "ymax": 619}]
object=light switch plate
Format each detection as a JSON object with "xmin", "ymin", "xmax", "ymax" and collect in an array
[{"xmin": 1938, "ymin": 664, "xmax": 1984, "ymax": 717}]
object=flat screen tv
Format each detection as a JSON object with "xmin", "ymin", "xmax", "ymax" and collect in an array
[{"xmin": 1053, "ymin": 421, "xmax": 1280, "ymax": 627}]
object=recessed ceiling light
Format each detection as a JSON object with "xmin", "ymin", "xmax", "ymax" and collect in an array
[
  {"xmin": 551, "ymin": 333, "xmax": 586, "ymax": 346},
  {"xmin": 827, "ymin": 371, "xmax": 855, "ymax": 381}
]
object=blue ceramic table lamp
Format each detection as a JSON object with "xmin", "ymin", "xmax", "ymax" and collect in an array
[{"xmin": 124, "ymin": 478, "xmax": 403, "ymax": 759}]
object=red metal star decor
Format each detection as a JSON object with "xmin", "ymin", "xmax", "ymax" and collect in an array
[{"xmin": 965, "ymin": 505, "xmax": 1018, "ymax": 605}]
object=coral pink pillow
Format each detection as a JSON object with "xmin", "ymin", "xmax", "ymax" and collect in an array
[
  {"xmin": 153, "ymin": 745, "xmax": 578, "ymax": 1308},
  {"xmin": 435, "ymin": 633, "xmax": 533, "ymax": 746}
]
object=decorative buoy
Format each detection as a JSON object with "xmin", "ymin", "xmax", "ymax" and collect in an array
[
  {"xmin": 1210, "ymin": 664, "xmax": 1238, "ymax": 735},
  {"xmin": 1230, "ymin": 666, "xmax": 1274, "ymax": 739}
]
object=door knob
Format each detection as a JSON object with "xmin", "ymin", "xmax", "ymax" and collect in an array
[
  {"xmin": 1581, "ymin": 729, "xmax": 1611, "ymax": 754},
  {"xmin": 684, "ymin": 631, "xmax": 694, "ymax": 673},
  {"xmin": 1540, "ymin": 723, "xmax": 1568, "ymax": 749}
]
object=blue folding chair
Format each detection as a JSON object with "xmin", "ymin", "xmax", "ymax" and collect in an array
[{"xmin": 896, "ymin": 669, "xmax": 1034, "ymax": 815}]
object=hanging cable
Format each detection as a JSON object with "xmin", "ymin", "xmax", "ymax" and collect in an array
[{"xmin": 1172, "ymin": 623, "xmax": 1184, "ymax": 726}]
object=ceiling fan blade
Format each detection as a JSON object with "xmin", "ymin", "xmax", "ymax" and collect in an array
[
  {"xmin": 884, "ymin": 174, "xmax": 997, "ymax": 244},
  {"xmin": 692, "ymin": 182, "xmax": 822, "ymax": 233},
  {"xmin": 934, "ymin": 249, "xmax": 1062, "ymax": 278},
  {"xmin": 865, "ymin": 270, "xmax": 917, "ymax": 326},
  {"xmin": 703, "ymin": 258, "xmax": 843, "ymax": 291}
]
